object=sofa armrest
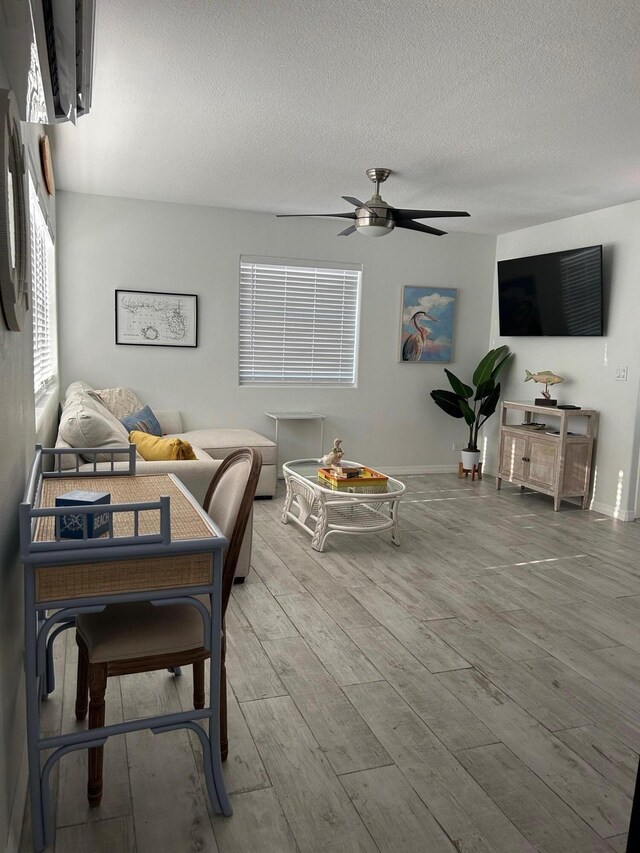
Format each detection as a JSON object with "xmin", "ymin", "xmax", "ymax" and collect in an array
[{"xmin": 154, "ymin": 409, "xmax": 183, "ymax": 435}]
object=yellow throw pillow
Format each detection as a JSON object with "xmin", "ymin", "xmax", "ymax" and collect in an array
[{"xmin": 128, "ymin": 430, "xmax": 197, "ymax": 461}]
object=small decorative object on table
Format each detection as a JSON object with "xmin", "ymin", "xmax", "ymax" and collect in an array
[
  {"xmin": 319, "ymin": 438, "xmax": 343, "ymax": 467},
  {"xmin": 524, "ymin": 369, "xmax": 564, "ymax": 406},
  {"xmin": 55, "ymin": 491, "xmax": 112, "ymax": 539}
]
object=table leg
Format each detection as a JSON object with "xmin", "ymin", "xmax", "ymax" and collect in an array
[
  {"xmin": 281, "ymin": 477, "xmax": 294, "ymax": 523},
  {"xmin": 25, "ymin": 579, "xmax": 46, "ymax": 852},
  {"xmin": 390, "ymin": 500, "xmax": 401, "ymax": 546},
  {"xmin": 208, "ymin": 552, "xmax": 232, "ymax": 816},
  {"xmin": 311, "ymin": 497, "xmax": 329, "ymax": 551}
]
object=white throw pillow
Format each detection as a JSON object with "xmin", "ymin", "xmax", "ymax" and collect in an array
[
  {"xmin": 59, "ymin": 398, "xmax": 130, "ymax": 462},
  {"xmin": 96, "ymin": 387, "xmax": 144, "ymax": 419}
]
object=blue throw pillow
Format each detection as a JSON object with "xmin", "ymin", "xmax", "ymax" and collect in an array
[{"xmin": 120, "ymin": 405, "xmax": 162, "ymax": 436}]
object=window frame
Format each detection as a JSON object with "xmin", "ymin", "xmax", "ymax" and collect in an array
[
  {"xmin": 27, "ymin": 171, "xmax": 57, "ymax": 404},
  {"xmin": 238, "ymin": 256, "xmax": 362, "ymax": 388}
]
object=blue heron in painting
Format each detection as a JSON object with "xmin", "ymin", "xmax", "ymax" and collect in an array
[{"xmin": 402, "ymin": 311, "xmax": 438, "ymax": 361}]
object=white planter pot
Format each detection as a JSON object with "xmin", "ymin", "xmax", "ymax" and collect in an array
[{"xmin": 461, "ymin": 449, "xmax": 481, "ymax": 470}]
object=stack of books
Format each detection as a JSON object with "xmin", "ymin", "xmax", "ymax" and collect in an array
[
  {"xmin": 317, "ymin": 465, "xmax": 389, "ymax": 492},
  {"xmin": 329, "ymin": 464, "xmax": 364, "ymax": 479}
]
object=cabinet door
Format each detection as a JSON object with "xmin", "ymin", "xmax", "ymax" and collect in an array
[
  {"xmin": 499, "ymin": 433, "xmax": 528, "ymax": 480},
  {"xmin": 528, "ymin": 439, "xmax": 558, "ymax": 488}
]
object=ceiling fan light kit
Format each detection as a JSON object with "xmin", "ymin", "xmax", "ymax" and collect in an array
[{"xmin": 277, "ymin": 168, "xmax": 470, "ymax": 238}]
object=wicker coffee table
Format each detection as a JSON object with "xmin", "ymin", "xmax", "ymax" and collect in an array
[{"xmin": 281, "ymin": 459, "xmax": 405, "ymax": 552}]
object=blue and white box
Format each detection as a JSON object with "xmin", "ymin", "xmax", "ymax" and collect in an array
[{"xmin": 55, "ymin": 490, "xmax": 111, "ymax": 539}]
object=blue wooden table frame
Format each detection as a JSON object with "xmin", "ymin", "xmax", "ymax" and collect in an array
[{"xmin": 20, "ymin": 446, "xmax": 232, "ymax": 851}]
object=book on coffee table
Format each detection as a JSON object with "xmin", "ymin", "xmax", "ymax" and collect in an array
[{"xmin": 317, "ymin": 466, "xmax": 388, "ymax": 492}]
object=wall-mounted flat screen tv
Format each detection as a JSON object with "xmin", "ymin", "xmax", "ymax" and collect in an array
[{"xmin": 497, "ymin": 244, "xmax": 603, "ymax": 336}]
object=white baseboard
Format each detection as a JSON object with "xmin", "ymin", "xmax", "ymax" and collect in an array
[
  {"xmin": 380, "ymin": 465, "xmax": 458, "ymax": 476},
  {"xmin": 5, "ymin": 736, "xmax": 28, "ymax": 853},
  {"xmin": 589, "ymin": 500, "xmax": 636, "ymax": 521}
]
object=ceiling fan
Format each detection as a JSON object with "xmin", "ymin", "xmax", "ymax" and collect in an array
[{"xmin": 277, "ymin": 168, "xmax": 470, "ymax": 237}]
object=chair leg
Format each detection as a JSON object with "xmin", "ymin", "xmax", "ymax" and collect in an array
[
  {"xmin": 193, "ymin": 660, "xmax": 205, "ymax": 710},
  {"xmin": 75, "ymin": 638, "xmax": 89, "ymax": 721},
  {"xmin": 87, "ymin": 662, "xmax": 108, "ymax": 807},
  {"xmin": 220, "ymin": 632, "xmax": 228, "ymax": 762}
]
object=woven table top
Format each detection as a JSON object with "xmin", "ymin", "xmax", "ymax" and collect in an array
[{"xmin": 36, "ymin": 474, "xmax": 216, "ymax": 543}]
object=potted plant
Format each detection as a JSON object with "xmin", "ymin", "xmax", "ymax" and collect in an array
[{"xmin": 430, "ymin": 346, "xmax": 511, "ymax": 469}]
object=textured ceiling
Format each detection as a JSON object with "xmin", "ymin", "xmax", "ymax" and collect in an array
[{"xmin": 53, "ymin": 0, "xmax": 640, "ymax": 234}]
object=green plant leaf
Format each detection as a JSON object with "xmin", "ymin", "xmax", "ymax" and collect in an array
[
  {"xmin": 459, "ymin": 398, "xmax": 476, "ymax": 426},
  {"xmin": 491, "ymin": 351, "xmax": 512, "ymax": 379},
  {"xmin": 430, "ymin": 389, "xmax": 464, "ymax": 418},
  {"xmin": 474, "ymin": 377, "xmax": 495, "ymax": 401},
  {"xmin": 472, "ymin": 345, "xmax": 509, "ymax": 387},
  {"xmin": 444, "ymin": 369, "xmax": 473, "ymax": 399},
  {"xmin": 478, "ymin": 383, "xmax": 501, "ymax": 418}
]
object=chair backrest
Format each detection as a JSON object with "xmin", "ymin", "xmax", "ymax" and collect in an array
[{"xmin": 202, "ymin": 448, "xmax": 262, "ymax": 610}]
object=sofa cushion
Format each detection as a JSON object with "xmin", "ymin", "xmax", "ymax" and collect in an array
[
  {"xmin": 120, "ymin": 405, "xmax": 162, "ymax": 436},
  {"xmin": 76, "ymin": 447, "xmax": 217, "ymax": 505},
  {"xmin": 65, "ymin": 380, "xmax": 96, "ymax": 399},
  {"xmin": 175, "ymin": 428, "xmax": 277, "ymax": 465},
  {"xmin": 59, "ymin": 398, "xmax": 131, "ymax": 461},
  {"xmin": 96, "ymin": 387, "xmax": 144, "ymax": 418},
  {"xmin": 129, "ymin": 431, "xmax": 197, "ymax": 461}
]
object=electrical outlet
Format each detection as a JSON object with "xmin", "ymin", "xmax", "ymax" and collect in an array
[
  {"xmin": 452, "ymin": 442, "xmax": 459, "ymax": 451},
  {"xmin": 615, "ymin": 366, "xmax": 628, "ymax": 381}
]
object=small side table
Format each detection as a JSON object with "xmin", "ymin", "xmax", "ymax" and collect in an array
[{"xmin": 265, "ymin": 412, "xmax": 326, "ymax": 464}]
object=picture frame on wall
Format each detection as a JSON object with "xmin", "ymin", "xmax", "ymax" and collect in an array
[
  {"xmin": 399, "ymin": 285, "xmax": 456, "ymax": 363},
  {"xmin": 115, "ymin": 289, "xmax": 198, "ymax": 347}
]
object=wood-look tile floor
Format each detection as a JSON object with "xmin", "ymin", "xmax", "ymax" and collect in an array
[{"xmin": 21, "ymin": 475, "xmax": 639, "ymax": 852}]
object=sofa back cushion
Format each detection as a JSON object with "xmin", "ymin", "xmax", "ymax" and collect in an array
[{"xmin": 59, "ymin": 396, "xmax": 131, "ymax": 462}]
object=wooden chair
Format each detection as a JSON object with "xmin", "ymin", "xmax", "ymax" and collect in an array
[{"xmin": 74, "ymin": 448, "xmax": 262, "ymax": 806}]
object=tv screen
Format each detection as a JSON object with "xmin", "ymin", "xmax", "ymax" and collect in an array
[{"xmin": 497, "ymin": 245, "xmax": 603, "ymax": 336}]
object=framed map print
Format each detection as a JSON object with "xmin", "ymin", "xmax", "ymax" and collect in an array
[
  {"xmin": 399, "ymin": 285, "xmax": 456, "ymax": 363},
  {"xmin": 115, "ymin": 289, "xmax": 198, "ymax": 347}
]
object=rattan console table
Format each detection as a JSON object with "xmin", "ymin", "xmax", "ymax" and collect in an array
[{"xmin": 20, "ymin": 446, "xmax": 231, "ymax": 851}]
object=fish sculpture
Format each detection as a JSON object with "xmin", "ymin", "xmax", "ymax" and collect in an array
[{"xmin": 525, "ymin": 369, "xmax": 565, "ymax": 400}]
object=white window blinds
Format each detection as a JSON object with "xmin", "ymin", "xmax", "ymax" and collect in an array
[
  {"xmin": 239, "ymin": 259, "xmax": 361, "ymax": 386},
  {"xmin": 29, "ymin": 177, "xmax": 56, "ymax": 399}
]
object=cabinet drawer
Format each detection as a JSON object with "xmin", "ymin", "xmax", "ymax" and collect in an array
[{"xmin": 499, "ymin": 433, "xmax": 528, "ymax": 480}]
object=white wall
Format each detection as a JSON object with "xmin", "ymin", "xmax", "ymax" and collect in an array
[
  {"xmin": 0, "ymin": 58, "xmax": 35, "ymax": 852},
  {"xmin": 486, "ymin": 199, "xmax": 640, "ymax": 519},
  {"xmin": 57, "ymin": 191, "xmax": 497, "ymax": 470}
]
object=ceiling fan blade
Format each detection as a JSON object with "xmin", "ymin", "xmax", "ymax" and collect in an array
[
  {"xmin": 337, "ymin": 224, "xmax": 357, "ymax": 236},
  {"xmin": 276, "ymin": 212, "xmax": 356, "ymax": 219},
  {"xmin": 394, "ymin": 209, "xmax": 470, "ymax": 221},
  {"xmin": 342, "ymin": 196, "xmax": 366, "ymax": 208},
  {"xmin": 395, "ymin": 220, "xmax": 446, "ymax": 236},
  {"xmin": 342, "ymin": 195, "xmax": 379, "ymax": 216}
]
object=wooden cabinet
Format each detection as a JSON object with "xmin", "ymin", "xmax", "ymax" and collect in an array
[{"xmin": 496, "ymin": 401, "xmax": 597, "ymax": 511}]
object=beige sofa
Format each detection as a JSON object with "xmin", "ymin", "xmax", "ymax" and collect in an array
[{"xmin": 53, "ymin": 381, "xmax": 278, "ymax": 579}]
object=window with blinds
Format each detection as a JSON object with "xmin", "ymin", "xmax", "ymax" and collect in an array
[
  {"xmin": 29, "ymin": 177, "xmax": 56, "ymax": 400},
  {"xmin": 239, "ymin": 258, "xmax": 361, "ymax": 386}
]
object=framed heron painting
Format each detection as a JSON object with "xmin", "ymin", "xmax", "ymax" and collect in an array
[{"xmin": 399, "ymin": 286, "xmax": 456, "ymax": 363}]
